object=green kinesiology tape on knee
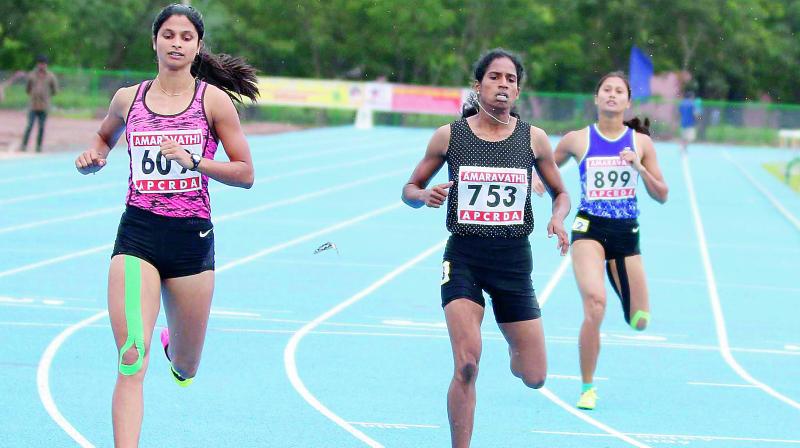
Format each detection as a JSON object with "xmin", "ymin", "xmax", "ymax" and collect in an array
[
  {"xmin": 119, "ymin": 256, "xmax": 145, "ymax": 375},
  {"xmin": 630, "ymin": 310, "xmax": 650, "ymax": 330}
]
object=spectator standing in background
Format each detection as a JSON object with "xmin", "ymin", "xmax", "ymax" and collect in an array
[
  {"xmin": 678, "ymin": 91, "xmax": 700, "ymax": 153},
  {"xmin": 21, "ymin": 55, "xmax": 59, "ymax": 152}
]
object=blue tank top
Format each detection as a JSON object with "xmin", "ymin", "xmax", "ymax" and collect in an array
[{"xmin": 577, "ymin": 124, "xmax": 640, "ymax": 219}]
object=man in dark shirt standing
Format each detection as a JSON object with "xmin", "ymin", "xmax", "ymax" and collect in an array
[{"xmin": 21, "ymin": 55, "xmax": 59, "ymax": 152}]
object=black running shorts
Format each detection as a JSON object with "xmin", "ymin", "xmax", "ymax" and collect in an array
[
  {"xmin": 112, "ymin": 205, "xmax": 215, "ymax": 279},
  {"xmin": 441, "ymin": 235, "xmax": 541, "ymax": 323},
  {"xmin": 570, "ymin": 211, "xmax": 640, "ymax": 260}
]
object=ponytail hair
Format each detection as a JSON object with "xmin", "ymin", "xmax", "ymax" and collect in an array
[
  {"xmin": 624, "ymin": 117, "xmax": 651, "ymax": 135},
  {"xmin": 153, "ymin": 4, "xmax": 259, "ymax": 105},
  {"xmin": 192, "ymin": 51, "xmax": 259, "ymax": 104}
]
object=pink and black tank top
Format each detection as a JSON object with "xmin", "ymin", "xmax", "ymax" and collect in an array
[{"xmin": 124, "ymin": 79, "xmax": 218, "ymax": 219}]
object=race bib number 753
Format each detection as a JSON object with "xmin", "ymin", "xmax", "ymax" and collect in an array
[
  {"xmin": 457, "ymin": 166, "xmax": 527, "ymax": 225},
  {"xmin": 130, "ymin": 130, "xmax": 203, "ymax": 194}
]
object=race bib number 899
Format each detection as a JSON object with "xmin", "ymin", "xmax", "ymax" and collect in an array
[
  {"xmin": 130, "ymin": 130, "xmax": 203, "ymax": 194},
  {"xmin": 586, "ymin": 156, "xmax": 637, "ymax": 201},
  {"xmin": 457, "ymin": 166, "xmax": 527, "ymax": 225}
]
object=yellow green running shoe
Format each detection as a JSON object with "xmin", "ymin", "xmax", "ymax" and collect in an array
[
  {"xmin": 576, "ymin": 387, "xmax": 598, "ymax": 410},
  {"xmin": 170, "ymin": 365, "xmax": 194, "ymax": 387},
  {"xmin": 161, "ymin": 328, "xmax": 193, "ymax": 387}
]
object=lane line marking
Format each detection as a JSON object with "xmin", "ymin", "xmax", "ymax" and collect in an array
[
  {"xmin": 722, "ymin": 151, "xmax": 800, "ymax": 231},
  {"xmin": 0, "ymin": 148, "xmax": 415, "ymax": 235},
  {"xmin": 538, "ymin": 388, "xmax": 652, "ymax": 448},
  {"xmin": 1, "ymin": 168, "xmax": 406, "ymax": 277},
  {"xmin": 683, "ymin": 152, "xmax": 800, "ymax": 411},
  {"xmin": 348, "ymin": 422, "xmax": 440, "ymax": 430},
  {"xmin": 531, "ymin": 429, "xmax": 800, "ymax": 444},
  {"xmin": 284, "ymin": 239, "xmax": 447, "ymax": 448},
  {"xmin": 536, "ymin": 247, "xmax": 652, "ymax": 447},
  {"xmin": 687, "ymin": 382, "xmax": 758, "ymax": 388},
  {"xmin": 36, "ymin": 201, "xmax": 406, "ymax": 447}
]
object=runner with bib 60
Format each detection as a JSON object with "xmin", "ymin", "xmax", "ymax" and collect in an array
[
  {"xmin": 74, "ymin": 4, "xmax": 257, "ymax": 446},
  {"xmin": 552, "ymin": 71, "xmax": 669, "ymax": 411},
  {"xmin": 402, "ymin": 49, "xmax": 570, "ymax": 448}
]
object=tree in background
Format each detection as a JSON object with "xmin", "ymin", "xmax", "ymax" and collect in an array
[{"xmin": 1, "ymin": 0, "xmax": 798, "ymax": 102}]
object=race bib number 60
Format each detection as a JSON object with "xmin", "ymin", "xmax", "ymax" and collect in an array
[
  {"xmin": 457, "ymin": 166, "xmax": 527, "ymax": 225},
  {"xmin": 130, "ymin": 130, "xmax": 203, "ymax": 194}
]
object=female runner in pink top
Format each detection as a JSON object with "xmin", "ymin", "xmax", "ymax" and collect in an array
[{"xmin": 75, "ymin": 4, "xmax": 257, "ymax": 446}]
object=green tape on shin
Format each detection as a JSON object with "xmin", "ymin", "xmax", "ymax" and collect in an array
[
  {"xmin": 119, "ymin": 256, "xmax": 145, "ymax": 375},
  {"xmin": 630, "ymin": 310, "xmax": 650, "ymax": 331}
]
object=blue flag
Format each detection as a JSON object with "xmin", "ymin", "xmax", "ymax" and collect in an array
[{"xmin": 629, "ymin": 46, "xmax": 653, "ymax": 99}]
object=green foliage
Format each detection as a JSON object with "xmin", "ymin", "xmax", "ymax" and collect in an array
[
  {"xmin": 704, "ymin": 125, "xmax": 778, "ymax": 146},
  {"xmin": 242, "ymin": 105, "xmax": 356, "ymax": 126},
  {"xmin": 1, "ymin": 0, "xmax": 799, "ymax": 102}
]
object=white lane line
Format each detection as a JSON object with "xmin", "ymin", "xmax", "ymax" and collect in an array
[
  {"xmin": 0, "ymin": 320, "xmax": 779, "ymax": 353},
  {"xmin": 215, "ymin": 170, "xmax": 406, "ymax": 224},
  {"xmin": 538, "ymin": 389, "xmax": 652, "ymax": 448},
  {"xmin": 0, "ymin": 183, "xmax": 118, "ymax": 206},
  {"xmin": 37, "ymin": 201, "xmax": 406, "ymax": 447},
  {"xmin": 9, "ymin": 312, "xmax": 800, "ymax": 357},
  {"xmin": 537, "ymin": 256, "xmax": 571, "ymax": 307},
  {"xmin": 236, "ymin": 132, "xmax": 380, "ymax": 155},
  {"xmin": 649, "ymin": 276, "xmax": 800, "ymax": 294},
  {"xmin": 687, "ymin": 382, "xmax": 758, "ymax": 388},
  {"xmin": 284, "ymin": 239, "xmax": 447, "ymax": 448},
  {"xmin": 535, "ymin": 251, "xmax": 651, "ymax": 447},
  {"xmin": 0, "ymin": 131, "xmax": 416, "ymax": 209},
  {"xmin": 683, "ymin": 152, "xmax": 800, "ymax": 411},
  {"xmin": 549, "ymin": 374, "xmax": 608, "ymax": 381},
  {"xmin": 381, "ymin": 320, "xmax": 447, "ymax": 329},
  {"xmin": 12, "ymin": 315, "xmax": 800, "ymax": 353},
  {"xmin": 348, "ymin": 422, "xmax": 440, "ymax": 430},
  {"xmin": 36, "ymin": 311, "xmax": 106, "ymax": 448},
  {"xmin": 1, "ymin": 322, "xmax": 105, "ymax": 328},
  {"xmin": 208, "ymin": 140, "xmax": 415, "ymax": 196},
  {"xmin": 216, "ymin": 203, "xmax": 403, "ymax": 271},
  {"xmin": 0, "ymin": 206, "xmax": 121, "ymax": 235},
  {"xmin": 0, "ymin": 244, "xmax": 113, "ymax": 279},
  {"xmin": 0, "ymin": 296, "xmax": 35, "ymax": 303},
  {"xmin": 209, "ymin": 310, "xmax": 260, "ymax": 318},
  {"xmin": 723, "ymin": 151, "xmax": 800, "ymax": 231},
  {"xmin": 1, "ymin": 305, "xmax": 114, "ymax": 313},
  {"xmin": 230, "ymin": 257, "xmax": 583, "ymax": 274},
  {"xmin": 251, "ymin": 150, "xmax": 415, "ymax": 187},
  {"xmin": 1, "ymin": 167, "xmax": 406, "ymax": 277},
  {"xmin": 0, "ymin": 147, "xmax": 415, "ymax": 235},
  {"xmin": 0, "ymin": 171, "xmax": 74, "ymax": 185},
  {"xmin": 531, "ymin": 430, "xmax": 800, "ymax": 445}
]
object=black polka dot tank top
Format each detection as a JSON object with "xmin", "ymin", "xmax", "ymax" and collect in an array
[{"xmin": 445, "ymin": 118, "xmax": 536, "ymax": 238}]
